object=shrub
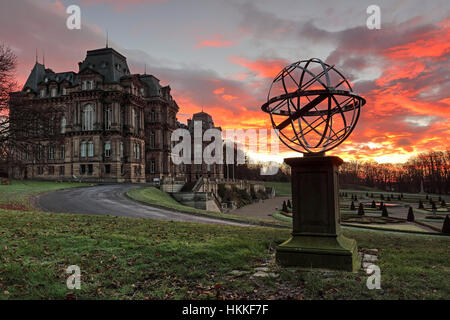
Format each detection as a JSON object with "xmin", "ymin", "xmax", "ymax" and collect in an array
[
  {"xmin": 407, "ymin": 206, "xmax": 414, "ymax": 222},
  {"xmin": 379, "ymin": 201, "xmax": 384, "ymax": 210},
  {"xmin": 287, "ymin": 199, "xmax": 292, "ymax": 208},
  {"xmin": 418, "ymin": 199, "xmax": 424, "ymax": 209},
  {"xmin": 358, "ymin": 203, "xmax": 365, "ymax": 216},
  {"xmin": 350, "ymin": 201, "xmax": 356, "ymax": 211},
  {"xmin": 441, "ymin": 200, "xmax": 447, "ymax": 207},
  {"xmin": 382, "ymin": 206, "xmax": 389, "ymax": 217},
  {"xmin": 371, "ymin": 200, "xmax": 376, "ymax": 208},
  {"xmin": 442, "ymin": 215, "xmax": 450, "ymax": 234},
  {"xmin": 282, "ymin": 200, "xmax": 288, "ymax": 213}
]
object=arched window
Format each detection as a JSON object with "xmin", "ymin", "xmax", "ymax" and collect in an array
[
  {"xmin": 61, "ymin": 116, "xmax": 66, "ymax": 134},
  {"xmin": 82, "ymin": 104, "xmax": 94, "ymax": 131}
]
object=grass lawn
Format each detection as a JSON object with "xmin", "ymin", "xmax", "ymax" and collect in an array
[
  {"xmin": 265, "ymin": 182, "xmax": 291, "ymax": 197},
  {"xmin": 126, "ymin": 187, "xmax": 288, "ymax": 228},
  {"xmin": 1, "ymin": 209, "xmax": 450, "ymax": 299},
  {"xmin": 0, "ymin": 180, "xmax": 92, "ymax": 210},
  {"xmin": 1, "ymin": 180, "xmax": 450, "ymax": 299}
]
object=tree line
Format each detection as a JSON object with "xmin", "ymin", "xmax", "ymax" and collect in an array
[{"xmin": 339, "ymin": 150, "xmax": 450, "ymax": 194}]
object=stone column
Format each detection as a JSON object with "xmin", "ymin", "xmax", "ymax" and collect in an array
[{"xmin": 276, "ymin": 155, "xmax": 359, "ymax": 271}]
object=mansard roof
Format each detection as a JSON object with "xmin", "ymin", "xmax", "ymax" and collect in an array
[
  {"xmin": 23, "ymin": 62, "xmax": 78, "ymax": 92},
  {"xmin": 78, "ymin": 47, "xmax": 130, "ymax": 83}
]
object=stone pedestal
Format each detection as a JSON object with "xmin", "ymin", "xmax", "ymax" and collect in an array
[{"xmin": 276, "ymin": 155, "xmax": 359, "ymax": 271}]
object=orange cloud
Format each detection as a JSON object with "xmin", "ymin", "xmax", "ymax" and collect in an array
[
  {"xmin": 196, "ymin": 35, "xmax": 235, "ymax": 48},
  {"xmin": 230, "ymin": 56, "xmax": 288, "ymax": 79}
]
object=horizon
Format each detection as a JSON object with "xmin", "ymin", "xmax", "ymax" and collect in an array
[{"xmin": 2, "ymin": 0, "xmax": 449, "ymax": 164}]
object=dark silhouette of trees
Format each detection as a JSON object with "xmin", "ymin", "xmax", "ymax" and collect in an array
[
  {"xmin": 339, "ymin": 151, "xmax": 450, "ymax": 194},
  {"xmin": 0, "ymin": 43, "xmax": 65, "ymax": 178}
]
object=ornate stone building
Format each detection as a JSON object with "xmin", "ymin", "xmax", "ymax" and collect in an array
[
  {"xmin": 185, "ymin": 111, "xmax": 224, "ymax": 182},
  {"xmin": 9, "ymin": 47, "xmax": 180, "ymax": 182}
]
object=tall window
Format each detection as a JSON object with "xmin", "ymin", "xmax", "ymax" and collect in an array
[
  {"xmin": 89, "ymin": 80, "xmax": 94, "ymax": 90},
  {"xmin": 82, "ymin": 81, "xmax": 87, "ymax": 91},
  {"xmin": 150, "ymin": 131, "xmax": 155, "ymax": 148},
  {"xmin": 61, "ymin": 116, "xmax": 66, "ymax": 134},
  {"xmin": 134, "ymin": 142, "xmax": 141, "ymax": 160},
  {"xmin": 150, "ymin": 109, "xmax": 155, "ymax": 122},
  {"xmin": 131, "ymin": 108, "xmax": 137, "ymax": 129},
  {"xmin": 80, "ymin": 141, "xmax": 87, "ymax": 157},
  {"xmin": 104, "ymin": 141, "xmax": 111, "ymax": 157},
  {"xmin": 104, "ymin": 106, "xmax": 112, "ymax": 130},
  {"xmin": 59, "ymin": 145, "xmax": 65, "ymax": 159},
  {"xmin": 37, "ymin": 145, "xmax": 42, "ymax": 160},
  {"xmin": 119, "ymin": 141, "xmax": 123, "ymax": 158},
  {"xmin": 40, "ymin": 88, "xmax": 46, "ymax": 98},
  {"xmin": 48, "ymin": 146, "xmax": 55, "ymax": 160},
  {"xmin": 88, "ymin": 141, "xmax": 94, "ymax": 157},
  {"xmin": 62, "ymin": 87, "xmax": 67, "ymax": 95},
  {"xmin": 51, "ymin": 88, "xmax": 57, "ymax": 97},
  {"xmin": 150, "ymin": 160, "xmax": 155, "ymax": 173},
  {"xmin": 82, "ymin": 104, "xmax": 94, "ymax": 131}
]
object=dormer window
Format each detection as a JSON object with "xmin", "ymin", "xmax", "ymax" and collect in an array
[
  {"xmin": 82, "ymin": 81, "xmax": 87, "ymax": 90},
  {"xmin": 62, "ymin": 87, "xmax": 67, "ymax": 95},
  {"xmin": 89, "ymin": 80, "xmax": 94, "ymax": 90},
  {"xmin": 44, "ymin": 77, "xmax": 48, "ymax": 83},
  {"xmin": 51, "ymin": 88, "xmax": 57, "ymax": 97},
  {"xmin": 40, "ymin": 88, "xmax": 46, "ymax": 98}
]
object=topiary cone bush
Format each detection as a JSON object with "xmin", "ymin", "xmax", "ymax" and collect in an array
[
  {"xmin": 350, "ymin": 201, "xmax": 356, "ymax": 211},
  {"xmin": 282, "ymin": 200, "xmax": 288, "ymax": 213},
  {"xmin": 407, "ymin": 206, "xmax": 414, "ymax": 222},
  {"xmin": 287, "ymin": 199, "xmax": 292, "ymax": 209},
  {"xmin": 380, "ymin": 194, "xmax": 385, "ymax": 200},
  {"xmin": 355, "ymin": 195, "xmax": 358, "ymax": 201},
  {"xmin": 426, "ymin": 194, "xmax": 429, "ymax": 200},
  {"xmin": 371, "ymin": 200, "xmax": 376, "ymax": 208},
  {"xmin": 418, "ymin": 199, "xmax": 424, "ymax": 209},
  {"xmin": 379, "ymin": 201, "xmax": 384, "ymax": 210},
  {"xmin": 432, "ymin": 201, "xmax": 437, "ymax": 210},
  {"xmin": 441, "ymin": 200, "xmax": 446, "ymax": 207},
  {"xmin": 442, "ymin": 215, "xmax": 450, "ymax": 234},
  {"xmin": 382, "ymin": 206, "xmax": 389, "ymax": 217},
  {"xmin": 358, "ymin": 203, "xmax": 365, "ymax": 216}
]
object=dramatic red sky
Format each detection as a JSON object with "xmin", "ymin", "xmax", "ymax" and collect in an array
[{"xmin": 1, "ymin": 0, "xmax": 449, "ymax": 163}]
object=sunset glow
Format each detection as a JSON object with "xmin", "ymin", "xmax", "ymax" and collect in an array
[{"xmin": 2, "ymin": 0, "xmax": 449, "ymax": 163}]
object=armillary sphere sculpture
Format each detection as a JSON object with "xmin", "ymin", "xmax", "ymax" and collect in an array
[
  {"xmin": 261, "ymin": 58, "xmax": 366, "ymax": 271},
  {"xmin": 261, "ymin": 58, "xmax": 366, "ymax": 154}
]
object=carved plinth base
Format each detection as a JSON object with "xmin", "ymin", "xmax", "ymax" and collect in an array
[{"xmin": 276, "ymin": 156, "xmax": 359, "ymax": 271}]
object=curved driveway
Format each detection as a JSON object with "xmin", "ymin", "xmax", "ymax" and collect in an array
[{"xmin": 37, "ymin": 184, "xmax": 249, "ymax": 226}]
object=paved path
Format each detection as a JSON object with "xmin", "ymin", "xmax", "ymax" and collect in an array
[
  {"xmin": 231, "ymin": 196, "xmax": 290, "ymax": 220},
  {"xmin": 37, "ymin": 184, "xmax": 250, "ymax": 227}
]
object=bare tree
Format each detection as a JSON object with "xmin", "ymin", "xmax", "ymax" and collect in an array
[
  {"xmin": 0, "ymin": 43, "xmax": 17, "ymax": 153},
  {"xmin": 0, "ymin": 42, "xmax": 65, "ymax": 179}
]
